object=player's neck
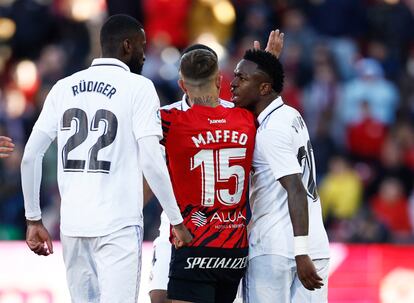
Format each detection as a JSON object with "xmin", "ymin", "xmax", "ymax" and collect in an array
[
  {"xmin": 189, "ymin": 93, "xmax": 220, "ymax": 107},
  {"xmin": 254, "ymin": 93, "xmax": 279, "ymax": 116}
]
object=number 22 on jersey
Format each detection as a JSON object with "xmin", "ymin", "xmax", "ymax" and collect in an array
[
  {"xmin": 190, "ymin": 148, "xmax": 246, "ymax": 207},
  {"xmin": 61, "ymin": 107, "xmax": 118, "ymax": 174}
]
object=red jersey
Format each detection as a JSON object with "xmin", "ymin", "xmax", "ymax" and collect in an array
[{"xmin": 161, "ymin": 105, "xmax": 256, "ymax": 249}]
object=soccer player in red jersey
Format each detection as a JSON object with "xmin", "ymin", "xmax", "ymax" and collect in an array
[{"xmin": 161, "ymin": 49, "xmax": 256, "ymax": 303}]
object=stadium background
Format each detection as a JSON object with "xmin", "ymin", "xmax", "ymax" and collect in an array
[{"xmin": 0, "ymin": 0, "xmax": 414, "ymax": 302}]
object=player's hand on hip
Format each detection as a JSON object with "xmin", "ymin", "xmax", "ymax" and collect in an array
[
  {"xmin": 172, "ymin": 223, "xmax": 193, "ymax": 249},
  {"xmin": 26, "ymin": 219, "xmax": 54, "ymax": 256},
  {"xmin": 295, "ymin": 255, "xmax": 324, "ymax": 291},
  {"xmin": 0, "ymin": 136, "xmax": 14, "ymax": 158}
]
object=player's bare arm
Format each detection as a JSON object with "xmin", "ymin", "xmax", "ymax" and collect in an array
[
  {"xmin": 253, "ymin": 29, "xmax": 284, "ymax": 58},
  {"xmin": 143, "ymin": 177, "xmax": 154, "ymax": 207},
  {"xmin": 0, "ymin": 136, "xmax": 15, "ymax": 158},
  {"xmin": 26, "ymin": 219, "xmax": 53, "ymax": 256},
  {"xmin": 279, "ymin": 173, "xmax": 323, "ymax": 291}
]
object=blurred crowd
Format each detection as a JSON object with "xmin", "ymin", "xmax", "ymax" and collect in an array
[{"xmin": 1, "ymin": 0, "xmax": 414, "ymax": 243}]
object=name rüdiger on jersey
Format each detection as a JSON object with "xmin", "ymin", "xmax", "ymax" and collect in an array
[{"xmin": 72, "ymin": 80, "xmax": 117, "ymax": 99}]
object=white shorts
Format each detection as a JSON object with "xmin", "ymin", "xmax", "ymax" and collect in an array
[
  {"xmin": 148, "ymin": 237, "xmax": 172, "ymax": 292},
  {"xmin": 61, "ymin": 225, "xmax": 143, "ymax": 303},
  {"xmin": 244, "ymin": 255, "xmax": 329, "ymax": 303}
]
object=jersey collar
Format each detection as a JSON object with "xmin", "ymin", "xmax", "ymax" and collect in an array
[
  {"xmin": 257, "ymin": 97, "xmax": 284, "ymax": 125},
  {"xmin": 180, "ymin": 94, "xmax": 191, "ymax": 111},
  {"xmin": 180, "ymin": 94, "xmax": 229, "ymax": 111},
  {"xmin": 90, "ymin": 58, "xmax": 130, "ymax": 72}
]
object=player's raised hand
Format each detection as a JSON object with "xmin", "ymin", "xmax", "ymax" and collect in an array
[
  {"xmin": 295, "ymin": 255, "xmax": 324, "ymax": 290},
  {"xmin": 266, "ymin": 29, "xmax": 284, "ymax": 58},
  {"xmin": 253, "ymin": 29, "xmax": 284, "ymax": 59},
  {"xmin": 0, "ymin": 136, "xmax": 15, "ymax": 158},
  {"xmin": 172, "ymin": 223, "xmax": 193, "ymax": 249},
  {"xmin": 26, "ymin": 220, "xmax": 54, "ymax": 256}
]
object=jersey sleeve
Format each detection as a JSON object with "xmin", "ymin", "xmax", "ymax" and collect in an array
[
  {"xmin": 33, "ymin": 83, "xmax": 59, "ymax": 140},
  {"xmin": 132, "ymin": 79, "xmax": 163, "ymax": 140},
  {"xmin": 257, "ymin": 126, "xmax": 301, "ymax": 181}
]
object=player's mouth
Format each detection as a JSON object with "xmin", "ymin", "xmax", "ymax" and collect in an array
[{"xmin": 231, "ymin": 91, "xmax": 240, "ymax": 103}]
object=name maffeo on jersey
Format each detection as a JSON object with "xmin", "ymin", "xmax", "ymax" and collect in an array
[
  {"xmin": 191, "ymin": 130, "xmax": 248, "ymax": 147},
  {"xmin": 72, "ymin": 80, "xmax": 117, "ymax": 99}
]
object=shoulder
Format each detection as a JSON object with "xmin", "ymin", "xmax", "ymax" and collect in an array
[
  {"xmin": 161, "ymin": 100, "xmax": 183, "ymax": 110},
  {"xmin": 160, "ymin": 107, "xmax": 181, "ymax": 122},
  {"xmin": 261, "ymin": 104, "xmax": 299, "ymax": 131},
  {"xmin": 128, "ymin": 74, "xmax": 155, "ymax": 90}
]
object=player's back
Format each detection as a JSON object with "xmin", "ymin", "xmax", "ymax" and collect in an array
[
  {"xmin": 161, "ymin": 105, "xmax": 256, "ymax": 249},
  {"xmin": 35, "ymin": 59, "xmax": 160, "ymax": 236}
]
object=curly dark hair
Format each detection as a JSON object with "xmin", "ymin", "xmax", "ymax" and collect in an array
[
  {"xmin": 100, "ymin": 14, "xmax": 143, "ymax": 55},
  {"xmin": 243, "ymin": 49, "xmax": 284, "ymax": 94}
]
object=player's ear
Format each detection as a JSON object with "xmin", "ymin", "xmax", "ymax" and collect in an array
[
  {"xmin": 259, "ymin": 82, "xmax": 272, "ymax": 96},
  {"xmin": 178, "ymin": 79, "xmax": 188, "ymax": 95},
  {"xmin": 122, "ymin": 38, "xmax": 132, "ymax": 56},
  {"xmin": 215, "ymin": 74, "xmax": 222, "ymax": 90}
]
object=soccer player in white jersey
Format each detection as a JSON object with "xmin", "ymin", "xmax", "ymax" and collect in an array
[
  {"xmin": 20, "ymin": 14, "xmax": 192, "ymax": 303},
  {"xmin": 0, "ymin": 136, "xmax": 14, "ymax": 158},
  {"xmin": 231, "ymin": 50, "xmax": 330, "ymax": 303}
]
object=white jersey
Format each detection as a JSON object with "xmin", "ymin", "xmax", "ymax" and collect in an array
[
  {"xmin": 156, "ymin": 96, "xmax": 234, "ymax": 243},
  {"xmin": 248, "ymin": 97, "xmax": 330, "ymax": 260},
  {"xmin": 34, "ymin": 58, "xmax": 162, "ymax": 237}
]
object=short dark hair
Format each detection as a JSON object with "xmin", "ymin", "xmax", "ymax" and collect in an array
[
  {"xmin": 182, "ymin": 44, "xmax": 218, "ymax": 59},
  {"xmin": 243, "ymin": 49, "xmax": 284, "ymax": 93},
  {"xmin": 100, "ymin": 14, "xmax": 144, "ymax": 55},
  {"xmin": 180, "ymin": 49, "xmax": 218, "ymax": 85}
]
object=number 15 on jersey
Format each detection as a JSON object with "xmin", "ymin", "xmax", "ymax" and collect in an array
[{"xmin": 190, "ymin": 148, "xmax": 247, "ymax": 207}]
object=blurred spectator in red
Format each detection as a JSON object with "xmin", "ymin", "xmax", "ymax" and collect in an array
[
  {"xmin": 371, "ymin": 178, "xmax": 412, "ymax": 239},
  {"xmin": 346, "ymin": 101, "xmax": 387, "ymax": 161},
  {"xmin": 143, "ymin": 0, "xmax": 190, "ymax": 48}
]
